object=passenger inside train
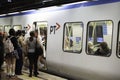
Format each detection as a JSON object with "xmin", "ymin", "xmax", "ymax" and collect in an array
[
  {"xmin": 94, "ymin": 42, "xmax": 110, "ymax": 56},
  {"xmin": 88, "ymin": 41, "xmax": 94, "ymax": 54}
]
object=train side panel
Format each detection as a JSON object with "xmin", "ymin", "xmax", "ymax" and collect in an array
[
  {"xmin": 46, "ymin": 2, "xmax": 120, "ymax": 80},
  {"xmin": 0, "ymin": 1, "xmax": 120, "ymax": 80}
]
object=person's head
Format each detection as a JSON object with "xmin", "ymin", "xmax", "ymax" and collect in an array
[
  {"xmin": 16, "ymin": 30, "xmax": 22, "ymax": 36},
  {"xmin": 21, "ymin": 30, "xmax": 25, "ymax": 37},
  {"xmin": 99, "ymin": 42, "xmax": 110, "ymax": 56},
  {"xmin": 30, "ymin": 31, "xmax": 35, "ymax": 37},
  {"xmin": 9, "ymin": 28, "xmax": 16, "ymax": 36},
  {"xmin": 100, "ymin": 42, "xmax": 108, "ymax": 50},
  {"xmin": 29, "ymin": 31, "xmax": 35, "ymax": 41},
  {"xmin": 88, "ymin": 41, "xmax": 94, "ymax": 49}
]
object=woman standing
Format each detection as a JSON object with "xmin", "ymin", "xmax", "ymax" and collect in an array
[
  {"xmin": 26, "ymin": 31, "xmax": 39, "ymax": 77},
  {"xmin": 3, "ymin": 32, "xmax": 16, "ymax": 76},
  {"xmin": 9, "ymin": 28, "xmax": 23, "ymax": 75}
]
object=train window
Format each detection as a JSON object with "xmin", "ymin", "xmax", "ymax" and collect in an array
[
  {"xmin": 13, "ymin": 25, "xmax": 22, "ymax": 31},
  {"xmin": 0, "ymin": 25, "xmax": 3, "ymax": 32},
  {"xmin": 63, "ymin": 22, "xmax": 83, "ymax": 53},
  {"xmin": 86, "ymin": 20, "xmax": 113, "ymax": 57},
  {"xmin": 4, "ymin": 25, "xmax": 11, "ymax": 34},
  {"xmin": 117, "ymin": 22, "xmax": 120, "ymax": 58}
]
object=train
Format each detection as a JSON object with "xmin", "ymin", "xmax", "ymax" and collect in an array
[{"xmin": 0, "ymin": 0, "xmax": 120, "ymax": 80}]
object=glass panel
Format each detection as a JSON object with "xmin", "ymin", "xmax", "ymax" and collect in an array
[
  {"xmin": 4, "ymin": 25, "xmax": 11, "ymax": 34},
  {"xmin": 35, "ymin": 21, "xmax": 48, "ymax": 57},
  {"xmin": 0, "ymin": 25, "xmax": 3, "ymax": 33},
  {"xmin": 63, "ymin": 22, "xmax": 83, "ymax": 53},
  {"xmin": 87, "ymin": 20, "xmax": 113, "ymax": 57},
  {"xmin": 13, "ymin": 25, "xmax": 22, "ymax": 31}
]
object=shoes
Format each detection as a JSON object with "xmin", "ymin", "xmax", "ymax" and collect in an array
[
  {"xmin": 19, "ymin": 73, "xmax": 23, "ymax": 75},
  {"xmin": 6, "ymin": 74, "xmax": 16, "ymax": 78},
  {"xmin": 6, "ymin": 74, "xmax": 11, "ymax": 78},
  {"xmin": 34, "ymin": 74, "xmax": 38, "ymax": 77},
  {"xmin": 41, "ymin": 66, "xmax": 47, "ymax": 70},
  {"xmin": 29, "ymin": 74, "xmax": 32, "ymax": 77},
  {"xmin": 29, "ymin": 74, "xmax": 38, "ymax": 77},
  {"xmin": 34, "ymin": 72, "xmax": 38, "ymax": 77},
  {"xmin": 15, "ymin": 73, "xmax": 23, "ymax": 75},
  {"xmin": 0, "ymin": 68, "xmax": 4, "ymax": 71},
  {"xmin": 37, "ymin": 72, "xmax": 39, "ymax": 75},
  {"xmin": 11, "ymin": 74, "xmax": 16, "ymax": 78}
]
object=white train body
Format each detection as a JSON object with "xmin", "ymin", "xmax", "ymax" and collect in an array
[{"xmin": 0, "ymin": 0, "xmax": 120, "ymax": 80}]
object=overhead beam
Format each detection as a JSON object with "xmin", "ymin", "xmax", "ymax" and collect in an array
[{"xmin": 0, "ymin": 0, "xmax": 88, "ymax": 14}]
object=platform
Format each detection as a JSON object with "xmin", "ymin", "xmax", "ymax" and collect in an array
[
  {"xmin": 0, "ymin": 70, "xmax": 67, "ymax": 80},
  {"xmin": 18, "ymin": 70, "xmax": 67, "ymax": 80}
]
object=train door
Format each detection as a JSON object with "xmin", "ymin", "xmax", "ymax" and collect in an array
[
  {"xmin": 33, "ymin": 21, "xmax": 48, "ymax": 58},
  {"xmin": 117, "ymin": 22, "xmax": 120, "ymax": 58}
]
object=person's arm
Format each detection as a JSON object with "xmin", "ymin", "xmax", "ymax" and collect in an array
[
  {"xmin": 25, "ymin": 37, "xmax": 29, "ymax": 56},
  {"xmin": 37, "ymin": 38, "xmax": 43, "ymax": 50},
  {"xmin": 19, "ymin": 36, "xmax": 25, "ymax": 47}
]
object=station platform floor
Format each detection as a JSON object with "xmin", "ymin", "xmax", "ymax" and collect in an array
[{"xmin": 0, "ymin": 69, "xmax": 67, "ymax": 80}]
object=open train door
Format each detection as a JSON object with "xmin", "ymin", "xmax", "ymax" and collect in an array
[{"xmin": 33, "ymin": 21, "xmax": 48, "ymax": 58}]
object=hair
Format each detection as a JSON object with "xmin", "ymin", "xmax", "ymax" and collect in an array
[
  {"xmin": 16, "ymin": 30, "xmax": 22, "ymax": 36},
  {"xmin": 29, "ymin": 31, "xmax": 35, "ymax": 41},
  {"xmin": 9, "ymin": 28, "xmax": 16, "ymax": 36},
  {"xmin": 34, "ymin": 29, "xmax": 38, "ymax": 38},
  {"xmin": 21, "ymin": 30, "xmax": 25, "ymax": 36},
  {"xmin": 100, "ymin": 42, "xmax": 109, "ymax": 52}
]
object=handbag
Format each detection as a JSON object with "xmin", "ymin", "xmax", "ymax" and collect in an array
[
  {"xmin": 13, "ymin": 49, "xmax": 19, "ymax": 59},
  {"xmin": 35, "ymin": 38, "xmax": 43, "ymax": 56},
  {"xmin": 35, "ymin": 46, "xmax": 43, "ymax": 56}
]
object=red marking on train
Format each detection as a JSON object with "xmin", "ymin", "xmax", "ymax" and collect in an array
[
  {"xmin": 27, "ymin": 24, "xmax": 31, "ymax": 31},
  {"xmin": 56, "ymin": 23, "xmax": 60, "ymax": 30}
]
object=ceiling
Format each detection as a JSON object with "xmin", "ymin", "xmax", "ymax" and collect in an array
[{"xmin": 0, "ymin": 0, "xmax": 88, "ymax": 15}]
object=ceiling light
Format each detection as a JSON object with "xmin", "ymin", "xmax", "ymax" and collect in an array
[
  {"xmin": 42, "ymin": 0, "xmax": 53, "ymax": 3},
  {"xmin": 8, "ymin": 0, "xmax": 12, "ymax": 2}
]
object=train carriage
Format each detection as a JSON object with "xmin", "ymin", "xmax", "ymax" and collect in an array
[{"xmin": 0, "ymin": 0, "xmax": 120, "ymax": 80}]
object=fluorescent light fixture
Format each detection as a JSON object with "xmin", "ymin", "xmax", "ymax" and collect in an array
[
  {"xmin": 0, "ymin": 14, "xmax": 7, "ymax": 16},
  {"xmin": 21, "ymin": 9, "xmax": 36, "ymax": 13},
  {"xmin": 42, "ymin": 0, "xmax": 53, "ymax": 3},
  {"xmin": 61, "ymin": 1, "xmax": 89, "ymax": 6},
  {"xmin": 8, "ymin": 12, "xmax": 19, "ymax": 15},
  {"xmin": 8, "ymin": 0, "xmax": 12, "ymax": 2},
  {"xmin": 61, "ymin": 0, "xmax": 98, "ymax": 6}
]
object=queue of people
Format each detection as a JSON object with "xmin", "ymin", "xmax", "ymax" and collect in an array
[{"xmin": 0, "ymin": 28, "xmax": 47, "ymax": 78}]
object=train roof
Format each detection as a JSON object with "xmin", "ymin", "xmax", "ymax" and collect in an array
[
  {"xmin": 0, "ymin": 0, "xmax": 87, "ymax": 15},
  {"xmin": 0, "ymin": 0, "xmax": 120, "ymax": 16}
]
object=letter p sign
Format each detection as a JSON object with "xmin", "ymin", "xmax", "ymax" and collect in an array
[{"xmin": 50, "ymin": 26, "xmax": 56, "ymax": 34}]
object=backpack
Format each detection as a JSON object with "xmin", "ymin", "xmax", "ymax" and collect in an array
[{"xmin": 4, "ymin": 37, "xmax": 14, "ymax": 53}]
